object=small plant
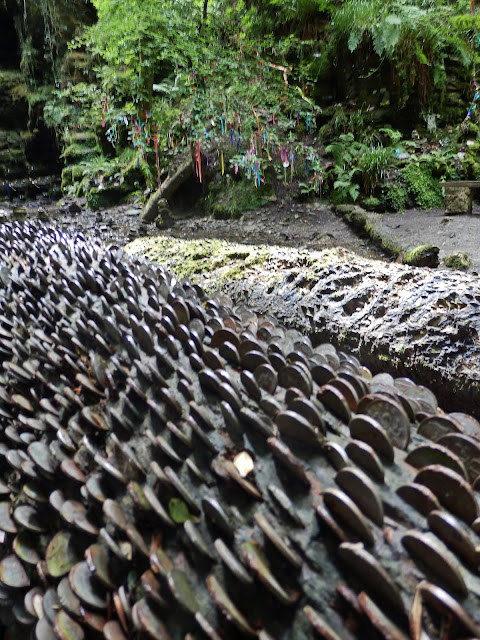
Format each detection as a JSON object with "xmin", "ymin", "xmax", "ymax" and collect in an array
[
  {"xmin": 444, "ymin": 252, "xmax": 472, "ymax": 270},
  {"xmin": 359, "ymin": 146, "xmax": 393, "ymax": 194},
  {"xmin": 363, "ymin": 196, "xmax": 381, "ymax": 211},
  {"xmin": 401, "ymin": 162, "xmax": 443, "ymax": 209},
  {"xmin": 382, "ymin": 182, "xmax": 407, "ymax": 212}
]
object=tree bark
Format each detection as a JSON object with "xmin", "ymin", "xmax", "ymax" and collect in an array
[{"xmin": 141, "ymin": 157, "xmax": 194, "ymax": 222}]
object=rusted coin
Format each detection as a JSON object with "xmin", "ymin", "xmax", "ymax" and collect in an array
[
  {"xmin": 278, "ymin": 364, "xmax": 312, "ymax": 397},
  {"xmin": 240, "ymin": 370, "xmax": 262, "ymax": 401},
  {"xmin": 267, "ymin": 484, "xmax": 305, "ymax": 527},
  {"xmin": 254, "ymin": 511, "xmax": 302, "ymax": 569},
  {"xmin": 357, "ymin": 395, "xmax": 410, "ymax": 450},
  {"xmin": 396, "ymin": 483, "xmax": 441, "ymax": 516},
  {"xmin": 437, "ymin": 433, "xmax": 480, "ymax": 484},
  {"xmin": 414, "ymin": 465, "xmax": 478, "ymax": 524},
  {"xmin": 349, "ymin": 415, "xmax": 394, "ymax": 463},
  {"xmin": 303, "ymin": 605, "xmax": 348, "ymax": 640},
  {"xmin": 323, "ymin": 488, "xmax": 374, "ymax": 546},
  {"xmin": 269, "ymin": 352, "xmax": 287, "ymax": 372},
  {"xmin": 206, "ymin": 574, "xmax": 257, "ymax": 637},
  {"xmin": 275, "ymin": 410, "xmax": 323, "ymax": 447},
  {"xmin": 345, "ymin": 440, "xmax": 384, "ymax": 483},
  {"xmin": 427, "ymin": 510, "xmax": 478, "ymax": 570},
  {"xmin": 337, "ymin": 370, "xmax": 369, "ymax": 399},
  {"xmin": 417, "ymin": 415, "xmax": 462, "ymax": 442},
  {"xmin": 448, "ymin": 412, "xmax": 480, "ymax": 438},
  {"xmin": 311, "ymin": 363, "xmax": 336, "ymax": 387},
  {"xmin": 338, "ymin": 542, "xmax": 403, "ymax": 611},
  {"xmin": 317, "ymin": 385, "xmax": 351, "ymax": 424},
  {"xmin": 203, "ymin": 349, "xmax": 225, "ymax": 371},
  {"xmin": 402, "ymin": 530, "xmax": 468, "ymax": 597},
  {"xmin": 335, "ymin": 467, "xmax": 384, "ymax": 525},
  {"xmin": 285, "ymin": 387, "xmax": 304, "ymax": 406},
  {"xmin": 259, "ymin": 396, "xmax": 283, "ymax": 418},
  {"xmin": 166, "ymin": 568, "xmax": 201, "ymax": 615},
  {"xmin": 327, "ymin": 378, "xmax": 359, "ymax": 412},
  {"xmin": 405, "ymin": 443, "xmax": 468, "ymax": 480},
  {"xmin": 241, "ymin": 541, "xmax": 297, "ymax": 605},
  {"xmin": 254, "ymin": 363, "xmax": 278, "ymax": 394},
  {"xmin": 418, "ymin": 580, "xmax": 480, "ymax": 637},
  {"xmin": 323, "ymin": 441, "xmax": 349, "ymax": 471},
  {"xmin": 184, "ymin": 520, "xmax": 214, "ymax": 560},
  {"xmin": 267, "ymin": 437, "xmax": 310, "ymax": 486},
  {"xmin": 357, "ymin": 593, "xmax": 409, "ymax": 640}
]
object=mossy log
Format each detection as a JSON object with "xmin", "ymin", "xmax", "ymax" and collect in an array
[
  {"xmin": 2, "ymin": 223, "xmax": 480, "ymax": 639},
  {"xmin": 128, "ymin": 236, "xmax": 480, "ymax": 416}
]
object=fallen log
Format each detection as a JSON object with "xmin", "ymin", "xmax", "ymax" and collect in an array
[
  {"xmin": 128, "ymin": 236, "xmax": 480, "ymax": 417},
  {"xmin": 0, "ymin": 222, "xmax": 479, "ymax": 639},
  {"xmin": 141, "ymin": 157, "xmax": 193, "ymax": 222}
]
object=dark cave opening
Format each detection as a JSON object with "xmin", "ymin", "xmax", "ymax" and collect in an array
[{"xmin": 0, "ymin": 10, "xmax": 21, "ymax": 69}]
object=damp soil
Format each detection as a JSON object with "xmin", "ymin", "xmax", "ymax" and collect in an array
[{"xmin": 3, "ymin": 196, "xmax": 480, "ymax": 273}]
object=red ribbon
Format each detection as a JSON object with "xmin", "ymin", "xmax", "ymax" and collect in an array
[
  {"xmin": 195, "ymin": 141, "xmax": 202, "ymax": 183},
  {"xmin": 101, "ymin": 96, "xmax": 107, "ymax": 128}
]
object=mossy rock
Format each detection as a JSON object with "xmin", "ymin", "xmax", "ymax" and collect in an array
[
  {"xmin": 61, "ymin": 167, "xmax": 73, "ymax": 190},
  {"xmin": 444, "ymin": 252, "xmax": 471, "ymax": 271},
  {"xmin": 0, "ymin": 148, "xmax": 26, "ymax": 165},
  {"xmin": 71, "ymin": 165, "xmax": 85, "ymax": 182},
  {"xmin": 69, "ymin": 132, "xmax": 97, "ymax": 144},
  {"xmin": 381, "ymin": 183, "xmax": 407, "ymax": 212},
  {"xmin": 87, "ymin": 186, "xmax": 125, "ymax": 210},
  {"xmin": 63, "ymin": 144, "xmax": 100, "ymax": 163},
  {"xmin": 403, "ymin": 245, "xmax": 439, "ymax": 267},
  {"xmin": 401, "ymin": 164, "xmax": 443, "ymax": 210}
]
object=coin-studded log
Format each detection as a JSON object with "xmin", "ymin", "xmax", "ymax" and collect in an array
[
  {"xmin": 0, "ymin": 223, "xmax": 480, "ymax": 640},
  {"xmin": 128, "ymin": 236, "xmax": 480, "ymax": 418}
]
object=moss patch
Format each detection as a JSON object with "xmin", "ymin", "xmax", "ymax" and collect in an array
[
  {"xmin": 401, "ymin": 163, "xmax": 443, "ymax": 210},
  {"xmin": 126, "ymin": 236, "xmax": 349, "ymax": 293},
  {"xmin": 444, "ymin": 252, "xmax": 471, "ymax": 271},
  {"xmin": 337, "ymin": 206, "xmax": 403, "ymax": 258},
  {"xmin": 403, "ymin": 244, "xmax": 439, "ymax": 267},
  {"xmin": 206, "ymin": 178, "xmax": 274, "ymax": 219}
]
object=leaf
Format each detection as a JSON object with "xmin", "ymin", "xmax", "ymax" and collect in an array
[
  {"xmin": 348, "ymin": 29, "xmax": 363, "ymax": 52},
  {"xmin": 168, "ymin": 498, "xmax": 190, "ymax": 524},
  {"xmin": 349, "ymin": 185, "xmax": 360, "ymax": 201}
]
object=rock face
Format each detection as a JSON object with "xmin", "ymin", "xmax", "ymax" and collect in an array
[
  {"xmin": 444, "ymin": 187, "xmax": 472, "ymax": 215},
  {"xmin": 0, "ymin": 223, "xmax": 479, "ymax": 639}
]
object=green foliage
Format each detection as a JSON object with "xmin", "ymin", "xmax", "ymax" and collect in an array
[
  {"xmin": 401, "ymin": 162, "xmax": 443, "ymax": 209},
  {"xmin": 378, "ymin": 127, "xmax": 402, "ymax": 145},
  {"xmin": 206, "ymin": 178, "xmax": 274, "ymax": 219},
  {"xmin": 330, "ymin": 0, "xmax": 480, "ymax": 109},
  {"xmin": 358, "ymin": 146, "xmax": 393, "ymax": 194},
  {"xmin": 382, "ymin": 182, "xmax": 407, "ymax": 212},
  {"xmin": 363, "ymin": 196, "xmax": 381, "ymax": 210},
  {"xmin": 444, "ymin": 252, "xmax": 472, "ymax": 270}
]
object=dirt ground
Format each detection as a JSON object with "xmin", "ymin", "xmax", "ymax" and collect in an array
[
  {"xmin": 166, "ymin": 200, "xmax": 377, "ymax": 255},
  {"xmin": 165, "ymin": 201, "xmax": 480, "ymax": 272},
  {"xmin": 3, "ymin": 197, "xmax": 480, "ymax": 273}
]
